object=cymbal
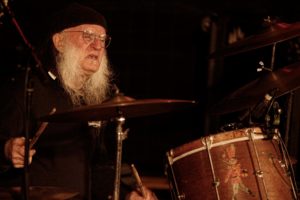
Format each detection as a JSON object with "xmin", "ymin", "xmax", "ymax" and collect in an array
[
  {"xmin": 211, "ymin": 61, "xmax": 300, "ymax": 115},
  {"xmin": 40, "ymin": 95, "xmax": 197, "ymax": 122},
  {"xmin": 210, "ymin": 22, "xmax": 300, "ymax": 57}
]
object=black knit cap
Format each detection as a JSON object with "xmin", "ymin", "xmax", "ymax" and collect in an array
[
  {"xmin": 49, "ymin": 2, "xmax": 107, "ymax": 35},
  {"xmin": 36, "ymin": 2, "xmax": 108, "ymax": 72}
]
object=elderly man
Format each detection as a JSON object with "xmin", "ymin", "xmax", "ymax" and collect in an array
[{"xmin": 0, "ymin": 3, "xmax": 157, "ymax": 200}]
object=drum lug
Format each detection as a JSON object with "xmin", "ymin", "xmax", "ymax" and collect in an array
[
  {"xmin": 202, "ymin": 136, "xmax": 213, "ymax": 149},
  {"xmin": 278, "ymin": 160, "xmax": 286, "ymax": 168},
  {"xmin": 177, "ymin": 193, "xmax": 185, "ymax": 200},
  {"xmin": 255, "ymin": 170, "xmax": 264, "ymax": 178},
  {"xmin": 212, "ymin": 179, "xmax": 220, "ymax": 187},
  {"xmin": 167, "ymin": 150, "xmax": 174, "ymax": 165}
]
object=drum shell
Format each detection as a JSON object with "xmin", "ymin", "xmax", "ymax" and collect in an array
[{"xmin": 166, "ymin": 127, "xmax": 295, "ymax": 200}]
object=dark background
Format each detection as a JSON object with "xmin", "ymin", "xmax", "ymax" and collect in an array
[{"xmin": 2, "ymin": 0, "xmax": 300, "ymax": 199}]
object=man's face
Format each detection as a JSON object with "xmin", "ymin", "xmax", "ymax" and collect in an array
[
  {"xmin": 54, "ymin": 24, "xmax": 108, "ymax": 76},
  {"xmin": 52, "ymin": 24, "xmax": 112, "ymax": 105}
]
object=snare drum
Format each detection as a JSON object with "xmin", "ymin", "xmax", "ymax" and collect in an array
[{"xmin": 166, "ymin": 127, "xmax": 297, "ymax": 200}]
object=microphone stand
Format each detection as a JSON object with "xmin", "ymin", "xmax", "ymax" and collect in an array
[
  {"xmin": 0, "ymin": 1, "xmax": 48, "ymax": 199},
  {"xmin": 23, "ymin": 66, "xmax": 33, "ymax": 200}
]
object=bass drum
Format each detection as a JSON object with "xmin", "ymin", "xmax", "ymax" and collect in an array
[{"xmin": 166, "ymin": 127, "xmax": 297, "ymax": 200}]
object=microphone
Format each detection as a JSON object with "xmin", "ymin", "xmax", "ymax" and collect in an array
[{"xmin": 239, "ymin": 88, "xmax": 278, "ymax": 122}]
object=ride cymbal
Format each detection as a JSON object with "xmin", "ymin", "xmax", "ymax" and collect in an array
[
  {"xmin": 40, "ymin": 95, "xmax": 197, "ymax": 122},
  {"xmin": 210, "ymin": 22, "xmax": 300, "ymax": 57},
  {"xmin": 210, "ymin": 61, "xmax": 300, "ymax": 115}
]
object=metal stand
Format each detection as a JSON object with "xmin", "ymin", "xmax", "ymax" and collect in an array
[
  {"xmin": 23, "ymin": 67, "xmax": 33, "ymax": 200},
  {"xmin": 113, "ymin": 116, "xmax": 129, "ymax": 200},
  {"xmin": 284, "ymin": 92, "xmax": 294, "ymax": 146}
]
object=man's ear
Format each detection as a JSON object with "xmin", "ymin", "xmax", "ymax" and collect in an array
[{"xmin": 52, "ymin": 33, "xmax": 64, "ymax": 52}]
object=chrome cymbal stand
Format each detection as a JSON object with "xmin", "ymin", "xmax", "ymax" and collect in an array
[{"xmin": 113, "ymin": 115, "xmax": 129, "ymax": 200}]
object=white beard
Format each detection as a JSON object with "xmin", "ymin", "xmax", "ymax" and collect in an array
[{"xmin": 56, "ymin": 42, "xmax": 112, "ymax": 106}]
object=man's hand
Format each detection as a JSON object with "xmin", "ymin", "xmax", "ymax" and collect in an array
[
  {"xmin": 125, "ymin": 186, "xmax": 158, "ymax": 200},
  {"xmin": 4, "ymin": 137, "xmax": 36, "ymax": 168}
]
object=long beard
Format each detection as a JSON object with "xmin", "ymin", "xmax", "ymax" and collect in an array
[{"xmin": 56, "ymin": 43, "xmax": 112, "ymax": 106}]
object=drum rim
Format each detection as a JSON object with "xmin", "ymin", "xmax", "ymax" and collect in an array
[{"xmin": 168, "ymin": 126, "xmax": 265, "ymax": 164}]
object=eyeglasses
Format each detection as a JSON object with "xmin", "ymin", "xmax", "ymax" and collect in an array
[{"xmin": 63, "ymin": 30, "xmax": 112, "ymax": 48}]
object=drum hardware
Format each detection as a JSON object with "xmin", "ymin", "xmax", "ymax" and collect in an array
[
  {"xmin": 262, "ymin": 100, "xmax": 282, "ymax": 140},
  {"xmin": 257, "ymin": 61, "xmax": 272, "ymax": 72},
  {"xmin": 257, "ymin": 126, "xmax": 298, "ymax": 199},
  {"xmin": 204, "ymin": 136, "xmax": 221, "ymax": 200},
  {"xmin": 276, "ymin": 130, "xmax": 299, "ymax": 199},
  {"xmin": 113, "ymin": 115, "xmax": 129, "ymax": 200},
  {"xmin": 40, "ymin": 94, "xmax": 197, "ymax": 200},
  {"xmin": 278, "ymin": 160, "xmax": 286, "ymax": 168},
  {"xmin": 255, "ymin": 171, "xmax": 264, "ymax": 178},
  {"xmin": 248, "ymin": 127, "xmax": 270, "ymax": 199},
  {"xmin": 206, "ymin": 19, "xmax": 300, "ymax": 200},
  {"xmin": 251, "ymin": 124, "xmax": 298, "ymax": 199},
  {"xmin": 166, "ymin": 150, "xmax": 186, "ymax": 200},
  {"xmin": 210, "ymin": 61, "xmax": 300, "ymax": 115},
  {"xmin": 272, "ymin": 101, "xmax": 282, "ymax": 126}
]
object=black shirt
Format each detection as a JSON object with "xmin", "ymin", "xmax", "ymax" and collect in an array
[{"xmin": 0, "ymin": 72, "xmax": 91, "ymax": 198}]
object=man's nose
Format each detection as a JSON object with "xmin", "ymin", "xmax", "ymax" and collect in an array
[{"xmin": 90, "ymin": 38, "xmax": 104, "ymax": 50}]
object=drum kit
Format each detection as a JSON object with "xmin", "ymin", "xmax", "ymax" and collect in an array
[
  {"xmin": 41, "ymin": 94, "xmax": 197, "ymax": 200},
  {"xmin": 1, "ymin": 93, "xmax": 197, "ymax": 200},
  {"xmin": 165, "ymin": 21, "xmax": 300, "ymax": 200},
  {"xmin": 38, "ymin": 21, "xmax": 300, "ymax": 200},
  {"xmin": 2, "ymin": 3, "xmax": 300, "ymax": 198}
]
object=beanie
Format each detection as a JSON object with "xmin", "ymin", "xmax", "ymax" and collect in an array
[{"xmin": 49, "ymin": 2, "xmax": 107, "ymax": 35}]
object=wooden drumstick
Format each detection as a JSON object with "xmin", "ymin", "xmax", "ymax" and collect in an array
[
  {"xmin": 130, "ymin": 163, "xmax": 146, "ymax": 198},
  {"xmin": 29, "ymin": 108, "xmax": 56, "ymax": 149}
]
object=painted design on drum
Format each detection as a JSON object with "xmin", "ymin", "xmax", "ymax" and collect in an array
[{"xmin": 222, "ymin": 144, "xmax": 255, "ymax": 199}]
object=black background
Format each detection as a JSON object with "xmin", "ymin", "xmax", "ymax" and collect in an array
[{"xmin": 2, "ymin": 0, "xmax": 300, "ymax": 199}]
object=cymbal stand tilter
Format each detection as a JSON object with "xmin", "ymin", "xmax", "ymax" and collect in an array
[
  {"xmin": 256, "ymin": 31, "xmax": 277, "ymax": 74},
  {"xmin": 262, "ymin": 17, "xmax": 284, "ymax": 72},
  {"xmin": 113, "ymin": 114, "xmax": 129, "ymax": 200}
]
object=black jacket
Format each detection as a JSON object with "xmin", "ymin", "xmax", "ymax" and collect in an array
[{"xmin": 0, "ymin": 71, "xmax": 92, "ymax": 198}]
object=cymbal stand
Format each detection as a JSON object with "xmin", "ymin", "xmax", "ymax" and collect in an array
[
  {"xmin": 113, "ymin": 115, "xmax": 129, "ymax": 200},
  {"xmin": 284, "ymin": 92, "xmax": 294, "ymax": 146},
  {"xmin": 270, "ymin": 42, "xmax": 277, "ymax": 71}
]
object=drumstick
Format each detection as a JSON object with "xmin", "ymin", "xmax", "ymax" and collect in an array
[
  {"xmin": 29, "ymin": 108, "xmax": 56, "ymax": 149},
  {"xmin": 130, "ymin": 163, "xmax": 146, "ymax": 198}
]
